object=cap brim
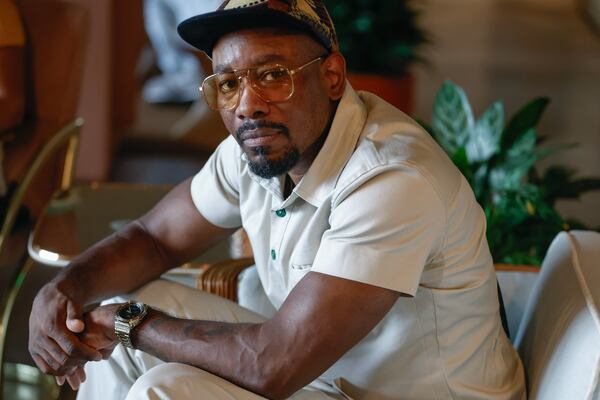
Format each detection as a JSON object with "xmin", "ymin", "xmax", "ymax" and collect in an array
[{"xmin": 178, "ymin": 7, "xmax": 321, "ymax": 57}]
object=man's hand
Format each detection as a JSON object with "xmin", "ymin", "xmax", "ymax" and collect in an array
[
  {"xmin": 28, "ymin": 282, "xmax": 103, "ymax": 376},
  {"xmin": 56, "ymin": 304, "xmax": 120, "ymax": 390},
  {"xmin": 79, "ymin": 303, "xmax": 120, "ymax": 356}
]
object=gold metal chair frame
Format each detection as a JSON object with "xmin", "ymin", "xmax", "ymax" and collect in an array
[{"xmin": 0, "ymin": 118, "xmax": 83, "ymax": 400}]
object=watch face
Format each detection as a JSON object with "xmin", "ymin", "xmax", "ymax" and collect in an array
[{"xmin": 118, "ymin": 303, "xmax": 143, "ymax": 319}]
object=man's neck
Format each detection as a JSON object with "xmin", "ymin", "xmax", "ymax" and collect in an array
[
  {"xmin": 287, "ymin": 100, "xmax": 339, "ymax": 185},
  {"xmin": 283, "ymin": 174, "xmax": 295, "ymax": 198}
]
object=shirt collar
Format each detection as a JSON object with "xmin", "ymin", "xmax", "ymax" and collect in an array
[
  {"xmin": 294, "ymin": 83, "xmax": 367, "ymax": 207},
  {"xmin": 241, "ymin": 83, "xmax": 367, "ymax": 208}
]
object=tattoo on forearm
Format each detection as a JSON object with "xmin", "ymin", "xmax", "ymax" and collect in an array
[
  {"xmin": 145, "ymin": 311, "xmax": 254, "ymax": 343},
  {"xmin": 181, "ymin": 321, "xmax": 241, "ymax": 338},
  {"xmin": 149, "ymin": 316, "xmax": 168, "ymax": 331}
]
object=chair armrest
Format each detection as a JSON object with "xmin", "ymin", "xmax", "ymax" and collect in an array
[{"xmin": 196, "ymin": 257, "xmax": 255, "ymax": 302}]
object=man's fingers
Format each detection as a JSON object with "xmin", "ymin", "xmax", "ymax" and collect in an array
[
  {"xmin": 55, "ymin": 376, "xmax": 66, "ymax": 386},
  {"xmin": 53, "ymin": 331, "xmax": 102, "ymax": 362},
  {"xmin": 66, "ymin": 301, "xmax": 85, "ymax": 333},
  {"xmin": 41, "ymin": 336, "xmax": 69, "ymax": 367},
  {"xmin": 31, "ymin": 354, "xmax": 54, "ymax": 375},
  {"xmin": 76, "ymin": 366, "xmax": 86, "ymax": 384},
  {"xmin": 64, "ymin": 366, "xmax": 86, "ymax": 390},
  {"xmin": 66, "ymin": 373, "xmax": 81, "ymax": 390}
]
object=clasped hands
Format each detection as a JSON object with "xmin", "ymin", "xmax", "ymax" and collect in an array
[{"xmin": 28, "ymin": 283, "xmax": 122, "ymax": 390}]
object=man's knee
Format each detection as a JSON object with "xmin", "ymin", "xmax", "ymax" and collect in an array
[{"xmin": 126, "ymin": 363, "xmax": 266, "ymax": 400}]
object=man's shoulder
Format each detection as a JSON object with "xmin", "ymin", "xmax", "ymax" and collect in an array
[{"xmin": 335, "ymin": 92, "xmax": 464, "ymax": 205}]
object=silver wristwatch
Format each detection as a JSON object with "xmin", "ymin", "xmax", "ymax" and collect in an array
[{"xmin": 114, "ymin": 301, "xmax": 149, "ymax": 349}]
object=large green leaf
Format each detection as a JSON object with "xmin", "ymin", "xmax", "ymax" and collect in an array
[
  {"xmin": 534, "ymin": 143, "xmax": 577, "ymax": 162},
  {"xmin": 500, "ymin": 97, "xmax": 549, "ymax": 153},
  {"xmin": 507, "ymin": 128, "xmax": 537, "ymax": 160},
  {"xmin": 431, "ymin": 81, "xmax": 474, "ymax": 156},
  {"xmin": 539, "ymin": 166, "xmax": 600, "ymax": 205},
  {"xmin": 466, "ymin": 101, "xmax": 503, "ymax": 163},
  {"xmin": 450, "ymin": 147, "xmax": 471, "ymax": 177},
  {"xmin": 488, "ymin": 157, "xmax": 537, "ymax": 192},
  {"xmin": 489, "ymin": 129, "xmax": 537, "ymax": 191}
]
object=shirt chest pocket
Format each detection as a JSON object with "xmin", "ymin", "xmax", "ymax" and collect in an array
[{"xmin": 287, "ymin": 248, "xmax": 317, "ymax": 290}]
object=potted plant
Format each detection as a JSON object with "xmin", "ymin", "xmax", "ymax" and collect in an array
[
  {"xmin": 324, "ymin": 0, "xmax": 427, "ymax": 113},
  {"xmin": 419, "ymin": 81, "xmax": 600, "ymax": 266}
]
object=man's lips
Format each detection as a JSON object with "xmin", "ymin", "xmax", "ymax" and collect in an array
[{"xmin": 240, "ymin": 129, "xmax": 283, "ymax": 147}]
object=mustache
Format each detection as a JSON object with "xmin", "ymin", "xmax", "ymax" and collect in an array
[{"xmin": 235, "ymin": 120, "xmax": 290, "ymax": 141}]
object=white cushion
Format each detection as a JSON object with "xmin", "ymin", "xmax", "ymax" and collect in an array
[
  {"xmin": 514, "ymin": 230, "xmax": 600, "ymax": 400},
  {"xmin": 497, "ymin": 269, "xmax": 539, "ymax": 338}
]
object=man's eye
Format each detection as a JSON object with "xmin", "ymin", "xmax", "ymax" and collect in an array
[
  {"xmin": 260, "ymin": 68, "xmax": 288, "ymax": 83},
  {"xmin": 218, "ymin": 78, "xmax": 238, "ymax": 93}
]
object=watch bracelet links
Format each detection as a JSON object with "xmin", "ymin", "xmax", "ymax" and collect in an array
[
  {"xmin": 115, "ymin": 329, "xmax": 134, "ymax": 349},
  {"xmin": 115, "ymin": 319, "xmax": 135, "ymax": 349}
]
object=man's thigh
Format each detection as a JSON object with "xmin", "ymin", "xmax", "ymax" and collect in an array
[
  {"xmin": 127, "ymin": 363, "xmax": 346, "ymax": 400},
  {"xmin": 127, "ymin": 278, "xmax": 267, "ymax": 323}
]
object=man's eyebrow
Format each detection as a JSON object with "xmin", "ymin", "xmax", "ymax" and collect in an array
[{"xmin": 213, "ymin": 54, "xmax": 291, "ymax": 74}]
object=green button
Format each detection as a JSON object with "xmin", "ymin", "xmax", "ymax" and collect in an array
[
  {"xmin": 271, "ymin": 249, "xmax": 277, "ymax": 260},
  {"xmin": 275, "ymin": 209, "xmax": 287, "ymax": 218}
]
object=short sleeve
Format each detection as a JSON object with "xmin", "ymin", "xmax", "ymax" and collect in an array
[
  {"xmin": 0, "ymin": 0, "xmax": 25, "ymax": 47},
  {"xmin": 311, "ymin": 166, "xmax": 446, "ymax": 296},
  {"xmin": 190, "ymin": 136, "xmax": 243, "ymax": 229}
]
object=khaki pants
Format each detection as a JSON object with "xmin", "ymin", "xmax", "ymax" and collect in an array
[{"xmin": 76, "ymin": 280, "xmax": 348, "ymax": 400}]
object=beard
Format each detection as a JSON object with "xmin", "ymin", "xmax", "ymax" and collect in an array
[
  {"xmin": 235, "ymin": 120, "xmax": 300, "ymax": 179},
  {"xmin": 248, "ymin": 145, "xmax": 300, "ymax": 179}
]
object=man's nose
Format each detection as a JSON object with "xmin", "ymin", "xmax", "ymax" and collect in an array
[{"xmin": 235, "ymin": 78, "xmax": 269, "ymax": 120}]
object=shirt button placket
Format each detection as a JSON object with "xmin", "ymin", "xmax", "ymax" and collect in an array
[{"xmin": 270, "ymin": 208, "xmax": 289, "ymax": 264}]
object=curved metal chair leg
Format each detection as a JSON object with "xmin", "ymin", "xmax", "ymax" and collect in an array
[
  {"xmin": 0, "ymin": 257, "xmax": 59, "ymax": 400},
  {"xmin": 0, "ymin": 118, "xmax": 83, "ymax": 399}
]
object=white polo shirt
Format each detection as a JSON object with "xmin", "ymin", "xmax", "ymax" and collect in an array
[{"xmin": 191, "ymin": 85, "xmax": 525, "ymax": 399}]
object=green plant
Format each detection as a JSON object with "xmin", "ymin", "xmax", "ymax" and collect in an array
[
  {"xmin": 324, "ymin": 0, "xmax": 426, "ymax": 76},
  {"xmin": 419, "ymin": 81, "xmax": 600, "ymax": 266}
]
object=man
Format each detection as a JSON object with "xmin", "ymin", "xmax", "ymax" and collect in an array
[{"xmin": 29, "ymin": 1, "xmax": 526, "ymax": 399}]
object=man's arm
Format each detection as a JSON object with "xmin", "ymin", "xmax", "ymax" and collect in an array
[
  {"xmin": 88, "ymin": 272, "xmax": 400, "ymax": 400},
  {"xmin": 29, "ymin": 178, "xmax": 237, "ymax": 375},
  {"xmin": 0, "ymin": 46, "xmax": 25, "ymax": 132}
]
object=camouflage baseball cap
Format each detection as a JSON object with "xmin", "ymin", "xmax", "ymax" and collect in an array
[{"xmin": 177, "ymin": 0, "xmax": 338, "ymax": 56}]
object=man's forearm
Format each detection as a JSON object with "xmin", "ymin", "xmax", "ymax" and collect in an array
[
  {"xmin": 133, "ymin": 309, "xmax": 294, "ymax": 399},
  {"xmin": 54, "ymin": 221, "xmax": 176, "ymax": 305}
]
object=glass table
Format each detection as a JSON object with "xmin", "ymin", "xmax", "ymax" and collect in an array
[{"xmin": 28, "ymin": 183, "xmax": 232, "ymax": 279}]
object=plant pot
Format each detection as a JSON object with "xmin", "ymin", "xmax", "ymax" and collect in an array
[{"xmin": 347, "ymin": 72, "xmax": 414, "ymax": 114}]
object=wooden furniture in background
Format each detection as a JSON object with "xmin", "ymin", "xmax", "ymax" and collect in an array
[
  {"xmin": 5, "ymin": 0, "xmax": 89, "ymax": 217},
  {"xmin": 0, "ymin": 119, "xmax": 83, "ymax": 400}
]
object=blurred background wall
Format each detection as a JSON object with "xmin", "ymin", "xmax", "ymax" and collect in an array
[{"xmin": 412, "ymin": 0, "xmax": 600, "ymax": 226}]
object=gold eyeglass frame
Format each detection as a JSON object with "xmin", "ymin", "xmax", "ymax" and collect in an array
[{"xmin": 200, "ymin": 56, "xmax": 325, "ymax": 111}]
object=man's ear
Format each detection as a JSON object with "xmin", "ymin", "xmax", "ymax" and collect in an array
[{"xmin": 321, "ymin": 52, "xmax": 346, "ymax": 101}]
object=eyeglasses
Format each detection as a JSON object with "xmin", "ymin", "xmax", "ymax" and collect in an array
[{"xmin": 200, "ymin": 56, "xmax": 324, "ymax": 111}]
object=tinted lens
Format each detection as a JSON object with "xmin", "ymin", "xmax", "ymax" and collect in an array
[
  {"xmin": 202, "ymin": 73, "xmax": 240, "ymax": 110},
  {"xmin": 201, "ymin": 67, "xmax": 295, "ymax": 110},
  {"xmin": 252, "ymin": 67, "xmax": 294, "ymax": 102}
]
